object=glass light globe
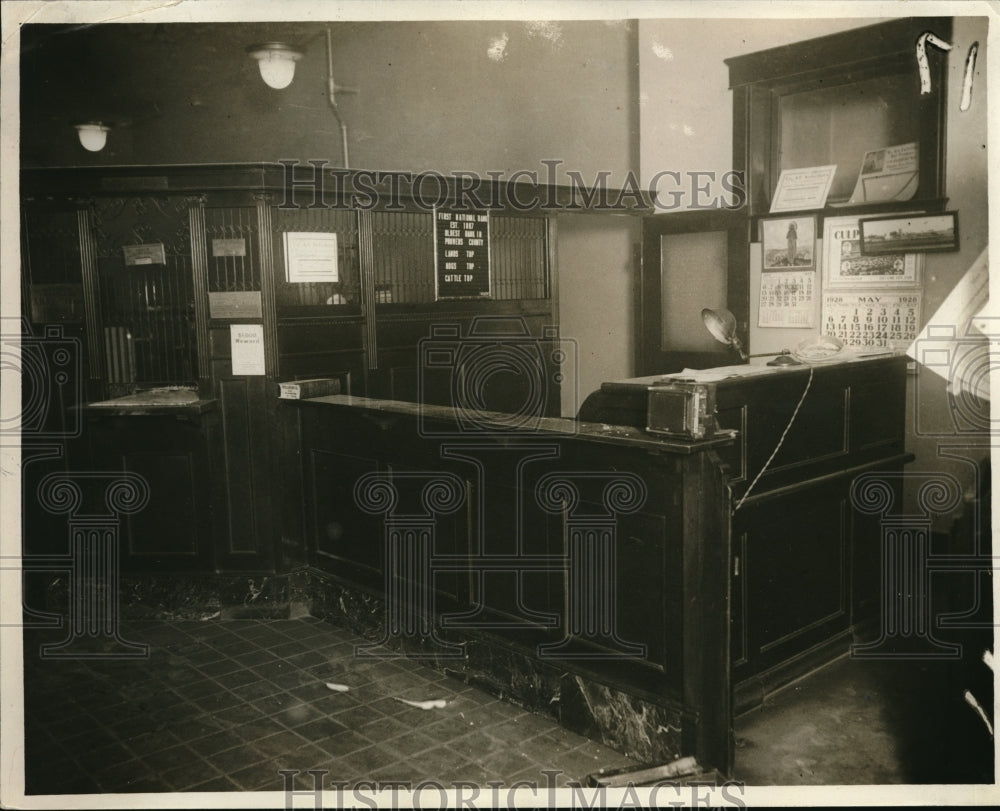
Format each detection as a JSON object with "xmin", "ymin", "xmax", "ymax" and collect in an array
[
  {"xmin": 75, "ymin": 123, "xmax": 110, "ymax": 152},
  {"xmin": 248, "ymin": 43, "xmax": 302, "ymax": 89}
]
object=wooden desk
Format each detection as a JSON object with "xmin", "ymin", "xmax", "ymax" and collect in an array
[
  {"xmin": 579, "ymin": 354, "xmax": 912, "ymax": 706},
  {"xmin": 289, "ymin": 394, "xmax": 736, "ymax": 774}
]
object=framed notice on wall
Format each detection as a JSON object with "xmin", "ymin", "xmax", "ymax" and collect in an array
[
  {"xmin": 283, "ymin": 232, "xmax": 338, "ymax": 283},
  {"xmin": 434, "ymin": 208, "xmax": 491, "ymax": 299}
]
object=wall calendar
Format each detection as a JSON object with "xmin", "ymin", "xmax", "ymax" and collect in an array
[{"xmin": 821, "ymin": 291, "xmax": 921, "ymax": 349}]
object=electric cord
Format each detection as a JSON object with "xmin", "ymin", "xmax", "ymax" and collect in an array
[{"xmin": 733, "ymin": 364, "xmax": 814, "ymax": 513}]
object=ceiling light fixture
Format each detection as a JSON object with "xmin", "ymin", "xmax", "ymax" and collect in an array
[
  {"xmin": 247, "ymin": 29, "xmax": 357, "ymax": 168},
  {"xmin": 246, "ymin": 41, "xmax": 303, "ymax": 90},
  {"xmin": 75, "ymin": 122, "xmax": 110, "ymax": 152}
]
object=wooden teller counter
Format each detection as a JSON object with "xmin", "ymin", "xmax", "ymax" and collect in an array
[{"xmin": 283, "ymin": 352, "xmax": 911, "ymax": 778}]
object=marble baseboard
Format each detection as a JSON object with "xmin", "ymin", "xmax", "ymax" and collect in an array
[
  {"xmin": 23, "ymin": 571, "xmax": 308, "ymax": 622},
  {"xmin": 305, "ymin": 569, "xmax": 686, "ymax": 764}
]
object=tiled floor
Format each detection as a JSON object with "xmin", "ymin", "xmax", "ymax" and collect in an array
[
  {"xmin": 21, "ymin": 616, "xmax": 633, "ymax": 795},
  {"xmin": 20, "ymin": 615, "xmax": 993, "ymax": 797}
]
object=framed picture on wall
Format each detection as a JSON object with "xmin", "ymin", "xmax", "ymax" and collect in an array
[
  {"xmin": 859, "ymin": 211, "xmax": 959, "ymax": 254},
  {"xmin": 759, "ymin": 215, "xmax": 816, "ymax": 271},
  {"xmin": 822, "ymin": 214, "xmax": 921, "ymax": 288}
]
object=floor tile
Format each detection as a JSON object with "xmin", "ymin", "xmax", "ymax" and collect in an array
[
  {"xmin": 205, "ymin": 743, "xmax": 271, "ymax": 773},
  {"xmin": 170, "ymin": 714, "xmax": 226, "ymax": 743},
  {"xmin": 192, "ymin": 689, "xmax": 245, "ymax": 714},
  {"xmin": 187, "ymin": 774, "xmax": 241, "ymax": 792},
  {"xmin": 228, "ymin": 717, "xmax": 289, "ymax": 741},
  {"xmin": 70, "ymin": 740, "xmax": 134, "ymax": 773},
  {"xmin": 92, "ymin": 757, "xmax": 156, "ymax": 791},
  {"xmin": 161, "ymin": 758, "xmax": 222, "ymax": 791},
  {"xmin": 292, "ymin": 715, "xmax": 349, "ymax": 740},
  {"xmin": 251, "ymin": 691, "xmax": 304, "ymax": 717},
  {"xmin": 139, "ymin": 743, "xmax": 201, "ymax": 773},
  {"xmin": 357, "ymin": 713, "xmax": 409, "ymax": 742},
  {"xmin": 126, "ymin": 728, "xmax": 182, "ymax": 757},
  {"xmin": 308, "ymin": 727, "xmax": 374, "ymax": 758},
  {"xmin": 273, "ymin": 742, "xmax": 334, "ymax": 772},
  {"xmin": 254, "ymin": 729, "xmax": 313, "ymax": 759},
  {"xmin": 273, "ymin": 701, "xmax": 329, "ymax": 729},
  {"xmin": 26, "ymin": 613, "xmax": 944, "ymax": 796},
  {"xmin": 229, "ymin": 761, "xmax": 283, "ymax": 790},
  {"xmin": 380, "ymin": 729, "xmax": 438, "ymax": 759},
  {"xmin": 210, "ymin": 701, "xmax": 272, "ymax": 727},
  {"xmin": 196, "ymin": 657, "xmax": 244, "ymax": 678},
  {"xmin": 188, "ymin": 728, "xmax": 248, "ymax": 757},
  {"xmin": 330, "ymin": 704, "xmax": 385, "ymax": 727}
]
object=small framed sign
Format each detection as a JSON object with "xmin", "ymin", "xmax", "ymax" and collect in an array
[
  {"xmin": 209, "ymin": 291, "xmax": 263, "ymax": 320},
  {"xmin": 434, "ymin": 208, "xmax": 491, "ymax": 300},
  {"xmin": 122, "ymin": 243, "xmax": 166, "ymax": 266},
  {"xmin": 212, "ymin": 238, "xmax": 247, "ymax": 257}
]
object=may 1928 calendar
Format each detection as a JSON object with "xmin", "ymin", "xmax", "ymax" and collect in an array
[{"xmin": 821, "ymin": 291, "xmax": 921, "ymax": 349}]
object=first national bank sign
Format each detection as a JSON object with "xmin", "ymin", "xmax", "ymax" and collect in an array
[{"xmin": 434, "ymin": 208, "xmax": 491, "ymax": 300}]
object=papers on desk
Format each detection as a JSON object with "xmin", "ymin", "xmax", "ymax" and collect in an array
[{"xmin": 660, "ymin": 365, "xmax": 768, "ymax": 383}]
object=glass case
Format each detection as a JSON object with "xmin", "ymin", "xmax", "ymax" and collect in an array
[
  {"xmin": 776, "ymin": 71, "xmax": 923, "ymax": 204},
  {"xmin": 727, "ymin": 17, "xmax": 951, "ymax": 215}
]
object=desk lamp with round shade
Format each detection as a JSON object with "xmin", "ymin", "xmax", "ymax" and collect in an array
[{"xmin": 701, "ymin": 307, "xmax": 801, "ymax": 366}]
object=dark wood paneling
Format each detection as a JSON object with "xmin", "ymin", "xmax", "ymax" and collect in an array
[
  {"xmin": 580, "ymin": 356, "xmax": 909, "ymax": 696},
  {"xmin": 851, "ymin": 374, "xmax": 907, "ymax": 449},
  {"xmin": 219, "ymin": 378, "xmax": 258, "ymax": 554},
  {"xmin": 82, "ymin": 412, "xmax": 216, "ymax": 571},
  {"xmin": 763, "ymin": 386, "xmax": 849, "ymax": 473},
  {"xmin": 122, "ymin": 451, "xmax": 200, "ymax": 557},
  {"xmin": 276, "ymin": 319, "xmax": 366, "ymax": 355},
  {"xmin": 730, "ymin": 530, "xmax": 748, "ymax": 670},
  {"xmin": 310, "ymin": 449, "xmax": 383, "ymax": 586},
  {"xmin": 295, "ymin": 398, "xmax": 720, "ymax": 698},
  {"xmin": 741, "ymin": 486, "xmax": 847, "ymax": 672},
  {"xmin": 716, "ymin": 358, "xmax": 907, "ymax": 501}
]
